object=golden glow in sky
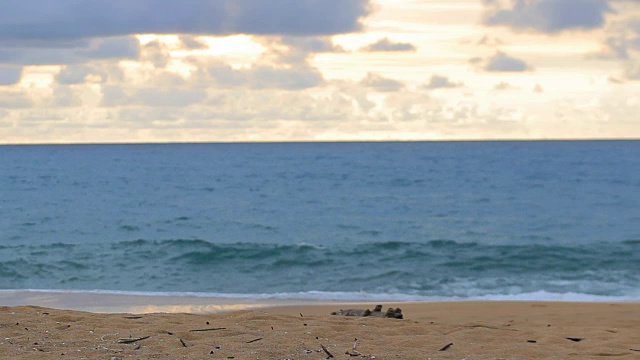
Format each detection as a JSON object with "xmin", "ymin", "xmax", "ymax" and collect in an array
[{"xmin": 0, "ymin": 0, "xmax": 639, "ymax": 144}]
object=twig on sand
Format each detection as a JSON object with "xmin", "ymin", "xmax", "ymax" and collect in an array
[
  {"xmin": 190, "ymin": 327, "xmax": 226, "ymax": 332},
  {"xmin": 246, "ymin": 337, "xmax": 263, "ymax": 344},
  {"xmin": 345, "ymin": 338, "xmax": 363, "ymax": 357},
  {"xmin": 630, "ymin": 349, "xmax": 640, "ymax": 352},
  {"xmin": 439, "ymin": 342, "xmax": 454, "ymax": 351},
  {"xmin": 117, "ymin": 336, "xmax": 150, "ymax": 344},
  {"xmin": 179, "ymin": 338, "xmax": 187, "ymax": 347},
  {"xmin": 321, "ymin": 344, "xmax": 334, "ymax": 358},
  {"xmin": 123, "ymin": 316, "xmax": 143, "ymax": 319},
  {"xmin": 444, "ymin": 324, "xmax": 518, "ymax": 335},
  {"xmin": 565, "ymin": 337, "xmax": 584, "ymax": 342}
]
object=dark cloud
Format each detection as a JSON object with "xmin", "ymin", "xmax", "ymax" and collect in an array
[
  {"xmin": 0, "ymin": 65, "xmax": 23, "ymax": 85},
  {"xmin": 0, "ymin": 0, "xmax": 371, "ymax": 41},
  {"xmin": 424, "ymin": 75, "xmax": 463, "ymax": 89},
  {"xmin": 179, "ymin": 36, "xmax": 208, "ymax": 50},
  {"xmin": 484, "ymin": 0, "xmax": 612, "ymax": 33},
  {"xmin": 0, "ymin": 36, "xmax": 140, "ymax": 65},
  {"xmin": 361, "ymin": 38, "xmax": 417, "ymax": 52},
  {"xmin": 281, "ymin": 36, "xmax": 345, "ymax": 54},
  {"xmin": 484, "ymin": 51, "xmax": 532, "ymax": 72}
]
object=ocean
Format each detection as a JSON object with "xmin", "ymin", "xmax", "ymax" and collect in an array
[{"xmin": 1, "ymin": 141, "xmax": 639, "ymax": 302}]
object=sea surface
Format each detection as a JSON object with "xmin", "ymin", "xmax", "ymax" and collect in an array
[{"xmin": 1, "ymin": 141, "xmax": 639, "ymax": 302}]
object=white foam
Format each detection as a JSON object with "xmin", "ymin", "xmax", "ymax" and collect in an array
[{"xmin": 6, "ymin": 288, "xmax": 640, "ymax": 303}]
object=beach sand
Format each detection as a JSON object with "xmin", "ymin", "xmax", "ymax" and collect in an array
[{"xmin": 1, "ymin": 301, "xmax": 639, "ymax": 359}]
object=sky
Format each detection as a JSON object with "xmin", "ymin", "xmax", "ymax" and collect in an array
[{"xmin": 1, "ymin": 0, "xmax": 639, "ymax": 144}]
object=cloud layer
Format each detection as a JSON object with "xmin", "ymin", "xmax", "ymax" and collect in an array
[
  {"xmin": 484, "ymin": 0, "xmax": 611, "ymax": 33},
  {"xmin": 2, "ymin": 0, "xmax": 640, "ymax": 143},
  {"xmin": 0, "ymin": 0, "xmax": 371, "ymax": 41}
]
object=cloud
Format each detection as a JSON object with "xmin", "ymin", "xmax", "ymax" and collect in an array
[
  {"xmin": 484, "ymin": 0, "xmax": 612, "ymax": 33},
  {"xmin": 202, "ymin": 62, "xmax": 324, "ymax": 90},
  {"xmin": 101, "ymin": 86, "xmax": 208, "ymax": 107},
  {"xmin": 179, "ymin": 36, "xmax": 208, "ymax": 50},
  {"xmin": 0, "ymin": 89, "xmax": 32, "ymax": 108},
  {"xmin": 477, "ymin": 34, "xmax": 505, "ymax": 46},
  {"xmin": 594, "ymin": 17, "xmax": 640, "ymax": 60},
  {"xmin": 483, "ymin": 51, "xmax": 532, "ymax": 72},
  {"xmin": 625, "ymin": 61, "xmax": 640, "ymax": 79},
  {"xmin": 48, "ymin": 85, "xmax": 86, "ymax": 107},
  {"xmin": 56, "ymin": 65, "xmax": 110, "ymax": 84},
  {"xmin": 281, "ymin": 36, "xmax": 345, "ymax": 54},
  {"xmin": 0, "ymin": 0, "xmax": 371, "ymax": 41},
  {"xmin": 180, "ymin": 35, "xmax": 328, "ymax": 91},
  {"xmin": 494, "ymin": 81, "xmax": 517, "ymax": 90},
  {"xmin": 141, "ymin": 40, "xmax": 172, "ymax": 68},
  {"xmin": 361, "ymin": 38, "xmax": 416, "ymax": 52},
  {"xmin": 0, "ymin": 36, "xmax": 140, "ymax": 65},
  {"xmin": 0, "ymin": 65, "xmax": 23, "ymax": 85},
  {"xmin": 424, "ymin": 75, "xmax": 463, "ymax": 89},
  {"xmin": 359, "ymin": 72, "xmax": 405, "ymax": 92}
]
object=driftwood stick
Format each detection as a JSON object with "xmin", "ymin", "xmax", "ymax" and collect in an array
[
  {"xmin": 190, "ymin": 327, "xmax": 226, "ymax": 332},
  {"xmin": 321, "ymin": 344, "xmax": 334, "ymax": 358},
  {"xmin": 565, "ymin": 337, "xmax": 584, "ymax": 342},
  {"xmin": 117, "ymin": 336, "xmax": 150, "ymax": 344},
  {"xmin": 444, "ymin": 324, "xmax": 518, "ymax": 335},
  {"xmin": 179, "ymin": 338, "xmax": 187, "ymax": 347},
  {"xmin": 439, "ymin": 342, "xmax": 454, "ymax": 351},
  {"xmin": 246, "ymin": 337, "xmax": 263, "ymax": 344}
]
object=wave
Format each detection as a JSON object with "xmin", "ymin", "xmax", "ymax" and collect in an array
[{"xmin": 1, "ymin": 239, "xmax": 639, "ymax": 299}]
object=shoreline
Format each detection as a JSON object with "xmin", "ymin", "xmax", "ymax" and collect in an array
[{"xmin": 2, "ymin": 289, "xmax": 639, "ymax": 314}]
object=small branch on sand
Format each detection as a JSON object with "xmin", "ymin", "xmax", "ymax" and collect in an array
[
  {"xmin": 565, "ymin": 337, "xmax": 584, "ymax": 342},
  {"xmin": 179, "ymin": 338, "xmax": 187, "ymax": 347},
  {"xmin": 321, "ymin": 344, "xmax": 334, "ymax": 358},
  {"xmin": 117, "ymin": 336, "xmax": 150, "ymax": 344},
  {"xmin": 345, "ymin": 349, "xmax": 363, "ymax": 357},
  {"xmin": 439, "ymin": 342, "xmax": 454, "ymax": 351},
  {"xmin": 444, "ymin": 324, "xmax": 518, "ymax": 335},
  {"xmin": 123, "ymin": 316, "xmax": 143, "ymax": 319},
  {"xmin": 246, "ymin": 337, "xmax": 263, "ymax": 344},
  {"xmin": 189, "ymin": 327, "xmax": 226, "ymax": 332}
]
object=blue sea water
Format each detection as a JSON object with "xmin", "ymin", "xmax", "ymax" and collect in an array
[{"xmin": 0, "ymin": 141, "xmax": 639, "ymax": 302}]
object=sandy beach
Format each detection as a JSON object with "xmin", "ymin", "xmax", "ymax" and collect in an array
[{"xmin": 1, "ymin": 300, "xmax": 639, "ymax": 359}]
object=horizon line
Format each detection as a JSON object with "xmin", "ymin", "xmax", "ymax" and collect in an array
[{"xmin": 1, "ymin": 137, "xmax": 639, "ymax": 146}]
